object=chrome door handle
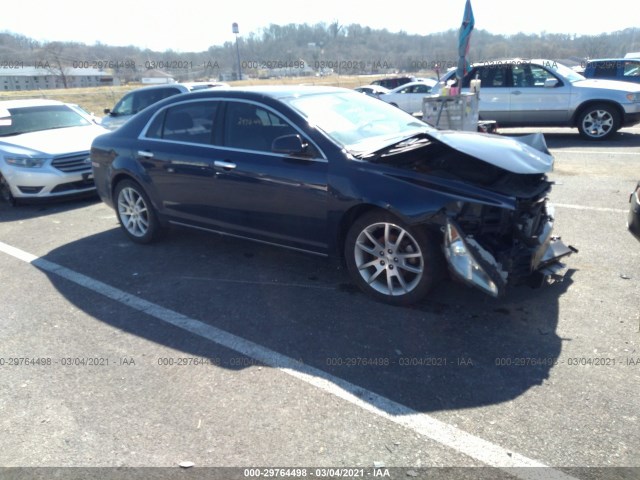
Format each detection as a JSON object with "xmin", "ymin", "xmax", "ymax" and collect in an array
[
  {"xmin": 511, "ymin": 90, "xmax": 522, "ymax": 95},
  {"xmin": 137, "ymin": 150, "xmax": 154, "ymax": 158},
  {"xmin": 214, "ymin": 160, "xmax": 237, "ymax": 170}
]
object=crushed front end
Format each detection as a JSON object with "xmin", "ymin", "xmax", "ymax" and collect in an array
[
  {"xmin": 371, "ymin": 130, "xmax": 576, "ymax": 298},
  {"xmin": 442, "ymin": 179, "xmax": 575, "ymax": 297}
]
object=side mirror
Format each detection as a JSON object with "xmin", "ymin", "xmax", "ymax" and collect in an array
[
  {"xmin": 103, "ymin": 108, "xmax": 111, "ymax": 115},
  {"xmin": 272, "ymin": 134, "xmax": 310, "ymax": 156},
  {"xmin": 544, "ymin": 78, "xmax": 559, "ymax": 88}
]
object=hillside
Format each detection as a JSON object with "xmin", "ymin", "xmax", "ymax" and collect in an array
[{"xmin": 2, "ymin": 24, "xmax": 639, "ymax": 82}]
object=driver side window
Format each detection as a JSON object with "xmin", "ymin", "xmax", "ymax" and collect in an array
[
  {"xmin": 224, "ymin": 101, "xmax": 310, "ymax": 154},
  {"xmin": 113, "ymin": 93, "xmax": 134, "ymax": 116},
  {"xmin": 513, "ymin": 64, "xmax": 557, "ymax": 87}
]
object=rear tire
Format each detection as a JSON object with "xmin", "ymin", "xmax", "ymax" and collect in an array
[
  {"xmin": 114, "ymin": 179, "xmax": 161, "ymax": 244},
  {"xmin": 344, "ymin": 211, "xmax": 442, "ymax": 305}
]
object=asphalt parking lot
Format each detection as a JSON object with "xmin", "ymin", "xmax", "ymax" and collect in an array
[{"xmin": 1, "ymin": 126, "xmax": 639, "ymax": 480}]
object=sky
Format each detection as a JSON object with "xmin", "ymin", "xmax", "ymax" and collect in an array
[{"xmin": 1, "ymin": 0, "xmax": 638, "ymax": 53}]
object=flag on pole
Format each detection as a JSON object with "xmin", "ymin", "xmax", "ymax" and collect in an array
[{"xmin": 456, "ymin": 0, "xmax": 475, "ymax": 81}]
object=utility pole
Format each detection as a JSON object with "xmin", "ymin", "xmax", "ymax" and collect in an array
[{"xmin": 232, "ymin": 22, "xmax": 242, "ymax": 81}]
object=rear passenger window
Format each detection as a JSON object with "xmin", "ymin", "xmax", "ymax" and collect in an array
[
  {"xmin": 146, "ymin": 101, "xmax": 218, "ymax": 145},
  {"xmin": 461, "ymin": 66, "xmax": 508, "ymax": 88}
]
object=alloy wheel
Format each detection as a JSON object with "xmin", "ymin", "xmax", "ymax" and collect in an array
[
  {"xmin": 117, "ymin": 186, "xmax": 150, "ymax": 238},
  {"xmin": 353, "ymin": 222, "xmax": 424, "ymax": 297}
]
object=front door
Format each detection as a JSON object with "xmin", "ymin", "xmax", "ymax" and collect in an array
[{"xmin": 508, "ymin": 63, "xmax": 571, "ymax": 125}]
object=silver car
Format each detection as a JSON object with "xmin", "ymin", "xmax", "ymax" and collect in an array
[
  {"xmin": 0, "ymin": 99, "xmax": 108, "ymax": 204},
  {"xmin": 434, "ymin": 59, "xmax": 640, "ymax": 139},
  {"xmin": 380, "ymin": 80, "xmax": 438, "ymax": 114}
]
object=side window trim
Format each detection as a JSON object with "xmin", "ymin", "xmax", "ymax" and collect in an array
[
  {"xmin": 140, "ymin": 98, "xmax": 219, "ymax": 143},
  {"xmin": 139, "ymin": 97, "xmax": 328, "ymax": 162}
]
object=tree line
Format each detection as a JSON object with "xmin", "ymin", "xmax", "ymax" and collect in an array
[{"xmin": 1, "ymin": 24, "xmax": 639, "ymax": 83}]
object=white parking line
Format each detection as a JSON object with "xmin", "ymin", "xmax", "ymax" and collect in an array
[
  {"xmin": 550, "ymin": 150, "xmax": 639, "ymax": 156},
  {"xmin": 554, "ymin": 203, "xmax": 627, "ymax": 214},
  {"xmin": 0, "ymin": 240, "xmax": 578, "ymax": 480}
]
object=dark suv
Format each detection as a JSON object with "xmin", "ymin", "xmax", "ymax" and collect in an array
[
  {"xmin": 101, "ymin": 82, "xmax": 227, "ymax": 130},
  {"xmin": 583, "ymin": 59, "xmax": 640, "ymax": 84}
]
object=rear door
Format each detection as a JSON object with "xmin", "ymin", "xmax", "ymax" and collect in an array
[
  {"xmin": 136, "ymin": 99, "xmax": 224, "ymax": 221},
  {"xmin": 462, "ymin": 65, "xmax": 511, "ymax": 124}
]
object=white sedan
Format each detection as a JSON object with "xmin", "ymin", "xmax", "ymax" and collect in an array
[
  {"xmin": 0, "ymin": 99, "xmax": 108, "ymax": 205},
  {"xmin": 379, "ymin": 80, "xmax": 437, "ymax": 113}
]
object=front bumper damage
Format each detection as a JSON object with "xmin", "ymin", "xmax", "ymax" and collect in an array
[{"xmin": 443, "ymin": 213, "xmax": 576, "ymax": 297}]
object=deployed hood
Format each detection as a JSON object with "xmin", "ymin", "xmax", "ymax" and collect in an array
[
  {"xmin": 0, "ymin": 124, "xmax": 107, "ymax": 157},
  {"xmin": 427, "ymin": 130, "xmax": 554, "ymax": 174}
]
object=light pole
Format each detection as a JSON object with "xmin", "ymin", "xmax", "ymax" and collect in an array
[{"xmin": 232, "ymin": 22, "xmax": 242, "ymax": 81}]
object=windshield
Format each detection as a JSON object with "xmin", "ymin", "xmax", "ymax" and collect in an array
[
  {"xmin": 283, "ymin": 91, "xmax": 433, "ymax": 155},
  {"xmin": 0, "ymin": 104, "xmax": 91, "ymax": 137},
  {"xmin": 543, "ymin": 61, "xmax": 585, "ymax": 83}
]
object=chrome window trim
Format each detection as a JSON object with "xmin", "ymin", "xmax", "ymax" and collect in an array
[{"xmin": 138, "ymin": 97, "xmax": 328, "ymax": 163}]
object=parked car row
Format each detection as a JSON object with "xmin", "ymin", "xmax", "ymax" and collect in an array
[
  {"xmin": 0, "ymin": 82, "xmax": 229, "ymax": 204},
  {"xmin": 378, "ymin": 80, "xmax": 438, "ymax": 114},
  {"xmin": 433, "ymin": 59, "xmax": 640, "ymax": 140},
  {"xmin": 356, "ymin": 59, "xmax": 640, "ymax": 141},
  {"xmin": 3, "ymin": 69, "xmax": 638, "ymax": 305},
  {"xmin": 355, "ymin": 79, "xmax": 439, "ymax": 115}
]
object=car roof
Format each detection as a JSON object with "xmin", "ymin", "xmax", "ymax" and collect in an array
[
  {"xmin": 439, "ymin": 59, "xmax": 572, "ymax": 80},
  {"xmin": 587, "ymin": 58, "xmax": 640, "ymax": 63},
  {"xmin": 190, "ymin": 85, "xmax": 351, "ymax": 99},
  {"xmin": 388, "ymin": 80, "xmax": 436, "ymax": 91},
  {"xmin": 356, "ymin": 85, "xmax": 390, "ymax": 91},
  {"xmin": 182, "ymin": 81, "xmax": 229, "ymax": 89},
  {"xmin": 122, "ymin": 83, "xmax": 191, "ymax": 93},
  {"xmin": 0, "ymin": 99, "xmax": 66, "ymax": 109},
  {"xmin": 122, "ymin": 82, "xmax": 228, "ymax": 94},
  {"xmin": 469, "ymin": 58, "xmax": 548, "ymax": 66}
]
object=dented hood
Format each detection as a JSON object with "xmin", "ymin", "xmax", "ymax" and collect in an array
[{"xmin": 427, "ymin": 130, "xmax": 554, "ymax": 174}]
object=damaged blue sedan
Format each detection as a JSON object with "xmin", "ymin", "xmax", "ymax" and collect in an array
[{"xmin": 91, "ymin": 86, "xmax": 574, "ymax": 305}]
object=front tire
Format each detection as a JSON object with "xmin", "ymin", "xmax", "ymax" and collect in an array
[
  {"xmin": 114, "ymin": 179, "xmax": 161, "ymax": 244},
  {"xmin": 577, "ymin": 103, "xmax": 620, "ymax": 140},
  {"xmin": 344, "ymin": 211, "xmax": 441, "ymax": 305},
  {"xmin": 0, "ymin": 173, "xmax": 16, "ymax": 206}
]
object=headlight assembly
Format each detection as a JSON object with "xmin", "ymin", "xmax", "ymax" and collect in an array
[{"xmin": 5, "ymin": 156, "xmax": 48, "ymax": 168}]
